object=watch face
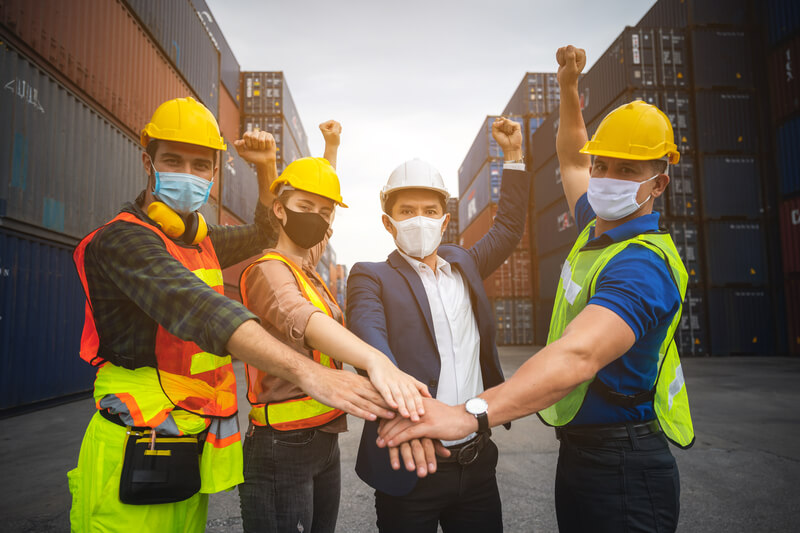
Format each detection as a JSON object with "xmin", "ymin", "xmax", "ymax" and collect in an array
[{"xmin": 465, "ymin": 397, "xmax": 488, "ymax": 415}]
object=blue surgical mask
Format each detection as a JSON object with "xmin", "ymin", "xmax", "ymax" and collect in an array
[{"xmin": 151, "ymin": 163, "xmax": 213, "ymax": 215}]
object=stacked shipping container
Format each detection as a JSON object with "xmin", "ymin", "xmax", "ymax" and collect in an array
[{"xmin": 442, "ymin": 197, "xmax": 459, "ymax": 244}]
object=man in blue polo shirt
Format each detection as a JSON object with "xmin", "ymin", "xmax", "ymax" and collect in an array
[{"xmin": 376, "ymin": 45, "xmax": 694, "ymax": 533}]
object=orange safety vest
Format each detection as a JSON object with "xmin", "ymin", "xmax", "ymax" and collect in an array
[
  {"xmin": 73, "ymin": 212, "xmax": 239, "ymax": 425},
  {"xmin": 240, "ymin": 251, "xmax": 346, "ymax": 431}
]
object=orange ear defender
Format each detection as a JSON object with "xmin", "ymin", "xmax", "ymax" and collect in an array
[{"xmin": 146, "ymin": 201, "xmax": 208, "ymax": 245}]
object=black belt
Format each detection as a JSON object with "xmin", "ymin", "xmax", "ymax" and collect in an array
[
  {"xmin": 555, "ymin": 420, "xmax": 661, "ymax": 444},
  {"xmin": 99, "ymin": 408, "xmax": 150, "ymax": 431},
  {"xmin": 438, "ymin": 433, "xmax": 490, "ymax": 465}
]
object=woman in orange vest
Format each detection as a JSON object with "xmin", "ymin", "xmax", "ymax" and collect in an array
[{"xmin": 238, "ymin": 121, "xmax": 431, "ymax": 532}]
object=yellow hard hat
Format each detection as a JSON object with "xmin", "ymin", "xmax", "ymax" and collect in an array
[
  {"xmin": 580, "ymin": 100, "xmax": 680, "ymax": 164},
  {"xmin": 270, "ymin": 157, "xmax": 348, "ymax": 207},
  {"xmin": 140, "ymin": 97, "xmax": 227, "ymax": 151}
]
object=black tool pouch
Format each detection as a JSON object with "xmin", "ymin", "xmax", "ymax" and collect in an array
[{"xmin": 119, "ymin": 428, "xmax": 202, "ymax": 505}]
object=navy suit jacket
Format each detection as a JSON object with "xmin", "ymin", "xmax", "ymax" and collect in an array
[{"xmin": 346, "ymin": 168, "xmax": 531, "ymax": 496}]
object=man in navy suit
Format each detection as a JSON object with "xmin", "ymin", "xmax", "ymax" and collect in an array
[{"xmin": 346, "ymin": 118, "xmax": 531, "ymax": 532}]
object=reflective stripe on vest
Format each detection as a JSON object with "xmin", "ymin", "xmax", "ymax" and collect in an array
[
  {"xmin": 73, "ymin": 212, "xmax": 238, "ymax": 422},
  {"xmin": 240, "ymin": 251, "xmax": 346, "ymax": 430},
  {"xmin": 537, "ymin": 220, "xmax": 695, "ymax": 449}
]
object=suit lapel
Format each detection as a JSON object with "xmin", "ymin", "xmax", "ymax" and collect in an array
[{"xmin": 388, "ymin": 250, "xmax": 438, "ymax": 350}]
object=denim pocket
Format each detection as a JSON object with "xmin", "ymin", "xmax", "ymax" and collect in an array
[{"xmin": 273, "ymin": 429, "xmax": 316, "ymax": 447}]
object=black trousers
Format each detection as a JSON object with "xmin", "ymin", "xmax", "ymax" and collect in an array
[
  {"xmin": 555, "ymin": 429, "xmax": 680, "ymax": 533},
  {"xmin": 374, "ymin": 438, "xmax": 503, "ymax": 533}
]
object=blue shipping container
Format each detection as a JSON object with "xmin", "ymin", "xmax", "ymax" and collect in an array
[
  {"xmin": 458, "ymin": 115, "xmax": 524, "ymax": 196},
  {"xmin": 668, "ymin": 221, "xmax": 703, "ymax": 286},
  {"xmin": 675, "ymin": 287, "xmax": 707, "ymax": 356},
  {"xmin": 533, "ymin": 155, "xmax": 562, "ymax": 214},
  {"xmin": 777, "ymin": 115, "xmax": 800, "ymax": 196},
  {"xmin": 503, "ymin": 72, "xmax": 560, "ymax": 116},
  {"xmin": 537, "ymin": 245, "xmax": 571, "ymax": 300},
  {"xmin": 708, "ymin": 288, "xmax": 773, "ymax": 355},
  {"xmin": 458, "ymin": 160, "xmax": 503, "ymax": 229},
  {"xmin": 221, "ymin": 145, "xmax": 258, "ymax": 223},
  {"xmin": 0, "ymin": 228, "xmax": 95, "ymax": 411},
  {"xmin": 704, "ymin": 221, "xmax": 767, "ymax": 285},
  {"xmin": 191, "ymin": 0, "xmax": 242, "ymax": 103},
  {"xmin": 766, "ymin": 0, "xmax": 800, "ymax": 46},
  {"xmin": 536, "ymin": 198, "xmax": 577, "ymax": 256},
  {"xmin": 691, "ymin": 30, "xmax": 754, "ymax": 90},
  {"xmin": 666, "ymin": 155, "xmax": 697, "ymax": 217},
  {"xmin": 701, "ymin": 156, "xmax": 763, "ymax": 218},
  {"xmin": 694, "ymin": 92, "xmax": 758, "ymax": 153}
]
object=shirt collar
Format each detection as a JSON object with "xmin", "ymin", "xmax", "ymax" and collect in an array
[
  {"xmin": 397, "ymin": 249, "xmax": 450, "ymax": 275},
  {"xmin": 590, "ymin": 212, "xmax": 661, "ymax": 243}
]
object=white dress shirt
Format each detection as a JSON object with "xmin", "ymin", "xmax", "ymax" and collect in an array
[{"xmin": 398, "ymin": 250, "xmax": 482, "ymax": 445}]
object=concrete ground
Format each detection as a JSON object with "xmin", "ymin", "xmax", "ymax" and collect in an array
[{"xmin": 1, "ymin": 348, "xmax": 799, "ymax": 532}]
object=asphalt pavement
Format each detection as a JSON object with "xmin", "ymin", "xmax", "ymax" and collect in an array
[{"xmin": 2, "ymin": 348, "xmax": 799, "ymax": 532}]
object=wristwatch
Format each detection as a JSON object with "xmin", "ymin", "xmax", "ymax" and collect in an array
[{"xmin": 465, "ymin": 397, "xmax": 490, "ymax": 434}]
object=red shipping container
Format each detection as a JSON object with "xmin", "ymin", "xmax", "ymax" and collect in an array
[
  {"xmin": 769, "ymin": 34, "xmax": 800, "ymax": 124},
  {"xmin": 213, "ymin": 84, "xmax": 242, "ymax": 201},
  {"xmin": 786, "ymin": 278, "xmax": 800, "ymax": 356},
  {"xmin": 0, "ymin": 0, "xmax": 196, "ymax": 137},
  {"xmin": 780, "ymin": 197, "xmax": 800, "ymax": 275},
  {"xmin": 219, "ymin": 207, "xmax": 263, "ymax": 302}
]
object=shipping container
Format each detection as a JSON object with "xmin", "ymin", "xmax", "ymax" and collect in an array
[
  {"xmin": 675, "ymin": 287, "xmax": 707, "ymax": 356},
  {"xmin": 243, "ymin": 114, "xmax": 309, "ymax": 172},
  {"xmin": 777, "ymin": 115, "xmax": 800, "ymax": 196},
  {"xmin": 218, "ymin": 207, "xmax": 256, "ymax": 303},
  {"xmin": 537, "ymin": 245, "xmax": 571, "ymax": 300},
  {"xmin": 218, "ymin": 84, "xmax": 241, "ymax": 145},
  {"xmin": 536, "ymin": 198, "xmax": 577, "ymax": 256},
  {"xmin": 513, "ymin": 298, "xmax": 534, "ymax": 345},
  {"xmin": 503, "ymin": 72, "xmax": 559, "ymax": 116},
  {"xmin": 0, "ymin": 0, "xmax": 197, "ymax": 137},
  {"xmin": 766, "ymin": 0, "xmax": 800, "ymax": 46},
  {"xmin": 124, "ymin": 0, "xmax": 220, "ymax": 116},
  {"xmin": 529, "ymin": 110, "xmax": 561, "ymax": 174},
  {"xmin": 0, "ymin": 228, "xmax": 95, "ymax": 412},
  {"xmin": 240, "ymin": 71, "xmax": 309, "ymax": 155},
  {"xmin": 668, "ymin": 221, "xmax": 703, "ymax": 286},
  {"xmin": 708, "ymin": 288, "xmax": 773, "ymax": 355},
  {"xmin": 665, "ymin": 154, "xmax": 697, "ymax": 217},
  {"xmin": 779, "ymin": 197, "xmax": 800, "ymax": 274},
  {"xmin": 190, "ymin": 0, "xmax": 242, "ymax": 102},
  {"xmin": 694, "ymin": 91, "xmax": 758, "ymax": 153},
  {"xmin": 458, "ymin": 159, "xmax": 503, "ymax": 229},
  {"xmin": 700, "ymin": 156, "xmax": 763, "ymax": 218},
  {"xmin": 533, "ymin": 155, "xmax": 562, "ymax": 213},
  {"xmin": 458, "ymin": 115, "xmax": 524, "ymax": 196},
  {"xmin": 220, "ymin": 144, "xmax": 259, "ymax": 224},
  {"xmin": 637, "ymin": 0, "xmax": 688, "ymax": 29},
  {"xmin": 534, "ymin": 299, "xmax": 554, "ymax": 345},
  {"xmin": 0, "ymin": 44, "xmax": 143, "ymax": 239},
  {"xmin": 785, "ymin": 277, "xmax": 800, "ymax": 355},
  {"xmin": 704, "ymin": 221, "xmax": 768, "ymax": 285},
  {"xmin": 493, "ymin": 299, "xmax": 514, "ymax": 346},
  {"xmin": 638, "ymin": 0, "xmax": 749, "ymax": 29},
  {"xmin": 691, "ymin": 30, "xmax": 754, "ymax": 90},
  {"xmin": 442, "ymin": 197, "xmax": 459, "ymax": 244},
  {"xmin": 768, "ymin": 34, "xmax": 800, "ymax": 124}
]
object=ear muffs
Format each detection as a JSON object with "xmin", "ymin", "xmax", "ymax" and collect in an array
[{"xmin": 147, "ymin": 201, "xmax": 208, "ymax": 245}]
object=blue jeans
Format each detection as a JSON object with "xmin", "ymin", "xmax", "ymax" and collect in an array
[
  {"xmin": 555, "ymin": 429, "xmax": 680, "ymax": 533},
  {"xmin": 239, "ymin": 424, "xmax": 341, "ymax": 533}
]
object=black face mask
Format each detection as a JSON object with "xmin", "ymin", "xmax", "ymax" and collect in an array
[{"xmin": 281, "ymin": 205, "xmax": 330, "ymax": 249}]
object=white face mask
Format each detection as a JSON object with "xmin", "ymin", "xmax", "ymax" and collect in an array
[
  {"xmin": 587, "ymin": 174, "xmax": 659, "ymax": 221},
  {"xmin": 387, "ymin": 215, "xmax": 446, "ymax": 259}
]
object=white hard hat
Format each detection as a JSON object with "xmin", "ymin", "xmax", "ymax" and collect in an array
[{"xmin": 380, "ymin": 159, "xmax": 449, "ymax": 212}]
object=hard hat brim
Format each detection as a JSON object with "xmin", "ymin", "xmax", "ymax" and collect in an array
[{"xmin": 580, "ymin": 145, "xmax": 680, "ymax": 165}]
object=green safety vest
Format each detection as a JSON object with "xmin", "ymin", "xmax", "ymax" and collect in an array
[{"xmin": 538, "ymin": 220, "xmax": 695, "ymax": 449}]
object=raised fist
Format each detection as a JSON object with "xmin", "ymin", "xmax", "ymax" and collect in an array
[
  {"xmin": 319, "ymin": 120, "xmax": 342, "ymax": 147},
  {"xmin": 556, "ymin": 45, "xmax": 587, "ymax": 87},
  {"xmin": 491, "ymin": 117, "xmax": 523, "ymax": 154},
  {"xmin": 234, "ymin": 130, "xmax": 277, "ymax": 166}
]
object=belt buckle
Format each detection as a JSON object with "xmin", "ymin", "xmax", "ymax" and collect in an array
[{"xmin": 456, "ymin": 438, "xmax": 481, "ymax": 465}]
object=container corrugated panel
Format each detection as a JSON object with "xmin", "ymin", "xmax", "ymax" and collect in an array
[
  {"xmin": 536, "ymin": 199, "xmax": 577, "ymax": 256},
  {"xmin": 492, "ymin": 299, "xmax": 514, "ymax": 346},
  {"xmin": 701, "ymin": 156, "xmax": 763, "ymax": 218},
  {"xmin": 458, "ymin": 116, "xmax": 524, "ymax": 196},
  {"xmin": 785, "ymin": 277, "xmax": 800, "ymax": 355},
  {"xmin": 694, "ymin": 92, "xmax": 758, "ymax": 153},
  {"xmin": 190, "ymin": 0, "xmax": 241, "ymax": 102},
  {"xmin": 537, "ymin": 245, "xmax": 571, "ymax": 300},
  {"xmin": 0, "ymin": 44, "xmax": 143, "ymax": 239},
  {"xmin": 779, "ymin": 197, "xmax": 800, "ymax": 274},
  {"xmin": 691, "ymin": 30, "xmax": 754, "ymax": 90},
  {"xmin": 442, "ymin": 198, "xmax": 459, "ymax": 244},
  {"xmin": 0, "ymin": 229, "xmax": 95, "ymax": 411},
  {"xmin": 124, "ymin": 0, "xmax": 220, "ymax": 116},
  {"xmin": 533, "ymin": 155, "xmax": 562, "ymax": 214},
  {"xmin": 777, "ymin": 116, "xmax": 800, "ymax": 196},
  {"xmin": 766, "ymin": 0, "xmax": 800, "ymax": 46},
  {"xmin": 458, "ymin": 160, "xmax": 503, "ymax": 229},
  {"xmin": 459, "ymin": 204, "xmax": 493, "ymax": 249},
  {"xmin": 690, "ymin": 0, "xmax": 748, "ymax": 26},
  {"xmin": 503, "ymin": 72, "xmax": 559, "ymax": 116},
  {"xmin": 704, "ymin": 221, "xmax": 768, "ymax": 285},
  {"xmin": 768, "ymin": 35, "xmax": 800, "ymax": 124},
  {"xmin": 243, "ymin": 115, "xmax": 305, "ymax": 171},
  {"xmin": 529, "ymin": 110, "xmax": 561, "ymax": 174},
  {"xmin": 218, "ymin": 207, "xmax": 254, "ymax": 302},
  {"xmin": 675, "ymin": 287, "xmax": 707, "ymax": 356},
  {"xmin": 656, "ymin": 29, "xmax": 690, "ymax": 89},
  {"xmin": 665, "ymin": 155, "xmax": 697, "ymax": 217},
  {"xmin": 637, "ymin": 0, "xmax": 687, "ymax": 28},
  {"xmin": 280, "ymin": 80, "xmax": 310, "ymax": 157},
  {"xmin": 526, "ymin": 116, "xmax": 545, "ymax": 161},
  {"xmin": 241, "ymin": 72, "xmax": 310, "ymax": 155},
  {"xmin": 512, "ymin": 298, "xmax": 534, "ymax": 345},
  {"xmin": 0, "ymin": 0, "xmax": 197, "ymax": 136},
  {"xmin": 218, "ymin": 84, "xmax": 240, "ymax": 146},
  {"xmin": 668, "ymin": 221, "xmax": 703, "ymax": 286},
  {"xmin": 708, "ymin": 288, "xmax": 773, "ymax": 355},
  {"xmin": 220, "ymin": 145, "xmax": 258, "ymax": 224}
]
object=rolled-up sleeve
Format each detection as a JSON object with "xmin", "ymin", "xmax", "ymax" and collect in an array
[{"xmin": 244, "ymin": 260, "xmax": 322, "ymax": 343}]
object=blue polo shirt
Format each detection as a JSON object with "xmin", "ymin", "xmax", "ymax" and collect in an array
[{"xmin": 568, "ymin": 193, "xmax": 681, "ymax": 425}]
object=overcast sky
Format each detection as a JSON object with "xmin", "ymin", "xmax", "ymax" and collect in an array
[{"xmin": 207, "ymin": 0, "xmax": 656, "ymax": 267}]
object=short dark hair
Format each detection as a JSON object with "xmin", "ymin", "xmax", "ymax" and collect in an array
[
  {"xmin": 649, "ymin": 159, "xmax": 668, "ymax": 174},
  {"xmin": 383, "ymin": 190, "xmax": 447, "ymax": 216}
]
